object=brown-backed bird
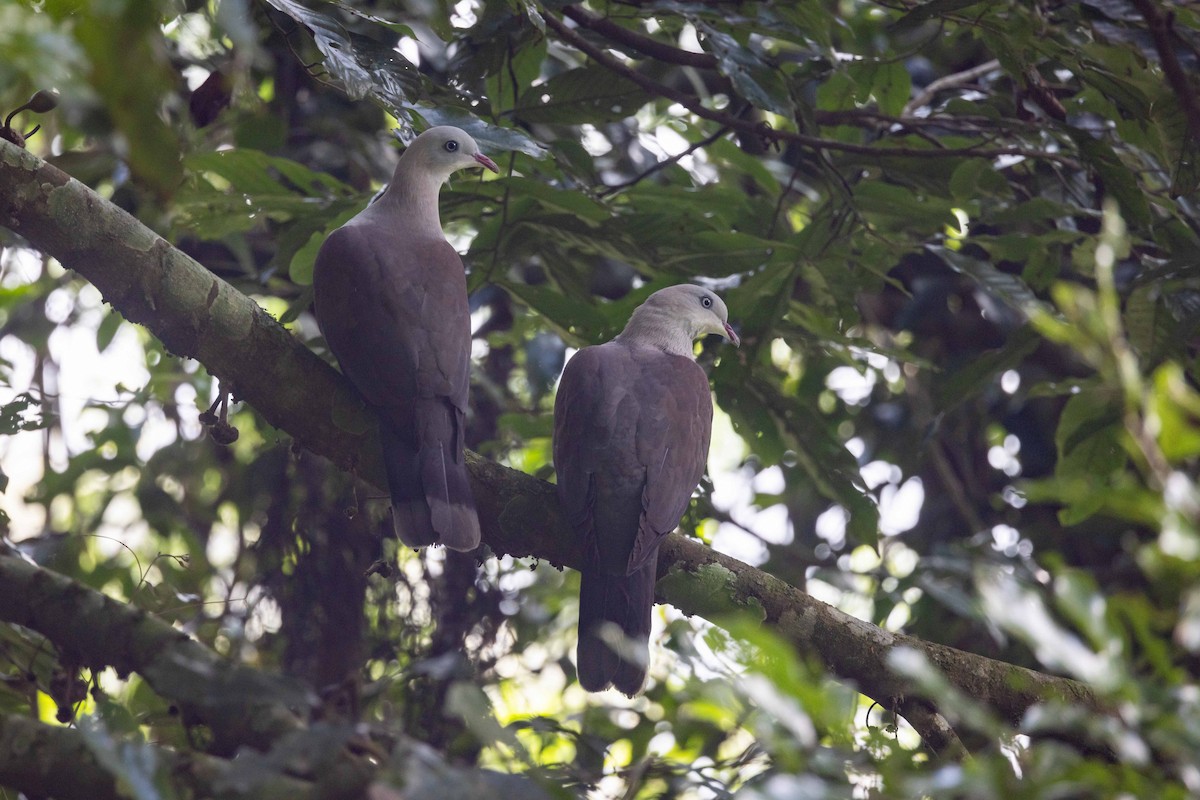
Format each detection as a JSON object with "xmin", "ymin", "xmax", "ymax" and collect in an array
[
  {"xmin": 553, "ymin": 284, "xmax": 739, "ymax": 694},
  {"xmin": 313, "ymin": 126, "xmax": 498, "ymax": 551}
]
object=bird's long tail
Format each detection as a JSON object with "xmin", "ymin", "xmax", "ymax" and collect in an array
[
  {"xmin": 577, "ymin": 553, "xmax": 657, "ymax": 696},
  {"xmin": 379, "ymin": 404, "xmax": 480, "ymax": 552}
]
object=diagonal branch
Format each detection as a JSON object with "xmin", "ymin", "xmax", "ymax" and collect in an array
[
  {"xmin": 1129, "ymin": 0, "xmax": 1200, "ymax": 139},
  {"xmin": 902, "ymin": 59, "xmax": 1001, "ymax": 117},
  {"xmin": 599, "ymin": 125, "xmax": 731, "ymax": 196},
  {"xmin": 561, "ymin": 4, "xmax": 718, "ymax": 69},
  {"xmin": 0, "ymin": 712, "xmax": 317, "ymax": 800},
  {"xmin": 543, "ymin": 12, "xmax": 1069, "ymax": 164},
  {"xmin": 0, "ymin": 544, "xmax": 308, "ymax": 754},
  {"xmin": 0, "ymin": 138, "xmax": 1100, "ymax": 749}
]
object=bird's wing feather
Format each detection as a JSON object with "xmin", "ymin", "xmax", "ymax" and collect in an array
[
  {"xmin": 553, "ymin": 345, "xmax": 613, "ymax": 535},
  {"xmin": 313, "ymin": 221, "xmax": 471, "ymax": 418},
  {"xmin": 627, "ymin": 352, "xmax": 712, "ymax": 573}
]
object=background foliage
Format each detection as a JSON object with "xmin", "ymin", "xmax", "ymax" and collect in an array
[{"xmin": 2, "ymin": 0, "xmax": 1200, "ymax": 796}]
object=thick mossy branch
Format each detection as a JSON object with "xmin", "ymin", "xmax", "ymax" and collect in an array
[
  {"xmin": 0, "ymin": 139, "xmax": 1099, "ymax": 744},
  {"xmin": 0, "ymin": 713, "xmax": 123, "ymax": 800},
  {"xmin": 0, "ymin": 713, "xmax": 318, "ymax": 800},
  {"xmin": 0, "ymin": 546, "xmax": 307, "ymax": 752}
]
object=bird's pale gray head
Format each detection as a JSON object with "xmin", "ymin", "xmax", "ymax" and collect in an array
[
  {"xmin": 624, "ymin": 285, "xmax": 740, "ymax": 351},
  {"xmin": 404, "ymin": 126, "xmax": 499, "ymax": 180}
]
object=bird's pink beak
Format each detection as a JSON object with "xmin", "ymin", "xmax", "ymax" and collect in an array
[
  {"xmin": 474, "ymin": 152, "xmax": 499, "ymax": 173},
  {"xmin": 723, "ymin": 322, "xmax": 741, "ymax": 347}
]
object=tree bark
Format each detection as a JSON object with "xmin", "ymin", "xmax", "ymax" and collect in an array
[
  {"xmin": 0, "ymin": 542, "xmax": 307, "ymax": 753},
  {"xmin": 0, "ymin": 138, "xmax": 1099, "ymax": 748},
  {"xmin": 0, "ymin": 712, "xmax": 317, "ymax": 800}
]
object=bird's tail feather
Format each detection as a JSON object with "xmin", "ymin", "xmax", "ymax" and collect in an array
[
  {"xmin": 380, "ymin": 401, "xmax": 481, "ymax": 552},
  {"xmin": 417, "ymin": 439, "xmax": 481, "ymax": 552},
  {"xmin": 577, "ymin": 554, "xmax": 657, "ymax": 696},
  {"xmin": 380, "ymin": 420, "xmax": 438, "ymax": 549}
]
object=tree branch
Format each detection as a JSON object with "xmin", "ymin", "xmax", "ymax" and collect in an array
[
  {"xmin": 0, "ymin": 713, "xmax": 123, "ymax": 800},
  {"xmin": 0, "ymin": 713, "xmax": 316, "ymax": 800},
  {"xmin": 561, "ymin": 5, "xmax": 718, "ymax": 69},
  {"xmin": 902, "ymin": 59, "xmax": 1001, "ymax": 117},
  {"xmin": 543, "ymin": 13, "xmax": 1068, "ymax": 164},
  {"xmin": 0, "ymin": 139, "xmax": 1100, "ymax": 747},
  {"xmin": 1129, "ymin": 0, "xmax": 1200, "ymax": 140},
  {"xmin": 598, "ymin": 125, "xmax": 731, "ymax": 196},
  {"xmin": 0, "ymin": 544, "xmax": 307, "ymax": 753}
]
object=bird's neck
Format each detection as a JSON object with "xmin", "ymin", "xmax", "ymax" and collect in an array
[
  {"xmin": 616, "ymin": 311, "xmax": 696, "ymax": 358},
  {"xmin": 375, "ymin": 159, "xmax": 447, "ymax": 239}
]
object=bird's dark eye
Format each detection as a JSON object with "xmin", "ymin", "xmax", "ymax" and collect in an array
[
  {"xmin": 444, "ymin": 140, "xmax": 459, "ymax": 152},
  {"xmin": 700, "ymin": 296, "xmax": 713, "ymax": 309}
]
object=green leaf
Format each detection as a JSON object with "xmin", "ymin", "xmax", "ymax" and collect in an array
[
  {"xmin": 1055, "ymin": 385, "xmax": 1125, "ymax": 482},
  {"xmin": 853, "ymin": 182, "xmax": 956, "ymax": 230},
  {"xmin": 1151, "ymin": 364, "xmax": 1200, "ymax": 462},
  {"xmin": 931, "ymin": 246, "xmax": 1045, "ymax": 312},
  {"xmin": 185, "ymin": 150, "xmax": 354, "ymax": 198},
  {"xmin": 698, "ymin": 23, "xmax": 795, "ymax": 116},
  {"xmin": 405, "ymin": 107, "xmax": 547, "ymax": 158},
  {"xmin": 1125, "ymin": 283, "xmax": 1170, "ymax": 362},
  {"xmin": 894, "ymin": 0, "xmax": 988, "ymax": 27},
  {"xmin": 79, "ymin": 717, "xmax": 177, "ymax": 800},
  {"xmin": 816, "ymin": 69, "xmax": 860, "ymax": 112},
  {"xmin": 289, "ymin": 205, "xmax": 360, "ymax": 286},
  {"xmin": 949, "ymin": 160, "xmax": 1009, "ymax": 201},
  {"xmin": 512, "ymin": 66, "xmax": 651, "ymax": 124},
  {"xmin": 264, "ymin": 0, "xmax": 421, "ymax": 111},
  {"xmin": 95, "ymin": 309, "xmax": 123, "ymax": 353},
  {"xmin": 499, "ymin": 280, "xmax": 613, "ymax": 342},
  {"xmin": 61, "ymin": 0, "xmax": 181, "ymax": 197},
  {"xmin": 494, "ymin": 177, "xmax": 609, "ymax": 224},
  {"xmin": 1070, "ymin": 132, "xmax": 1152, "ymax": 228},
  {"xmin": 872, "ymin": 62, "xmax": 912, "ymax": 117}
]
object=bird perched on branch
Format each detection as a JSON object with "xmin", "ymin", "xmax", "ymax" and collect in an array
[
  {"xmin": 313, "ymin": 126, "xmax": 498, "ymax": 551},
  {"xmin": 553, "ymin": 285, "xmax": 739, "ymax": 694}
]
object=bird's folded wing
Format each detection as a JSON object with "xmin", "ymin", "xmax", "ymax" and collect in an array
[
  {"xmin": 313, "ymin": 223, "xmax": 471, "ymax": 414},
  {"xmin": 554, "ymin": 345, "xmax": 713, "ymax": 575},
  {"xmin": 628, "ymin": 354, "xmax": 713, "ymax": 572}
]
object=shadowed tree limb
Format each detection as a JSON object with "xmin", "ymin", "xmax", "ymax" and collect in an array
[
  {"xmin": 0, "ymin": 138, "xmax": 1100, "ymax": 752},
  {"xmin": 561, "ymin": 4, "xmax": 718, "ymax": 70},
  {"xmin": 0, "ymin": 543, "xmax": 309, "ymax": 753},
  {"xmin": 0, "ymin": 712, "xmax": 317, "ymax": 800},
  {"xmin": 542, "ymin": 12, "xmax": 1073, "ymax": 164},
  {"xmin": 1129, "ymin": 0, "xmax": 1200, "ymax": 140}
]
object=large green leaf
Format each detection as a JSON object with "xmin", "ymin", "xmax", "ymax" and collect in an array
[
  {"xmin": 1070, "ymin": 132, "xmax": 1152, "ymax": 227},
  {"xmin": 931, "ymin": 246, "xmax": 1045, "ymax": 313},
  {"xmin": 512, "ymin": 66, "xmax": 651, "ymax": 124},
  {"xmin": 264, "ymin": 0, "xmax": 422, "ymax": 109},
  {"xmin": 185, "ymin": 150, "xmax": 355, "ymax": 198},
  {"xmin": 697, "ymin": 22, "xmax": 795, "ymax": 117}
]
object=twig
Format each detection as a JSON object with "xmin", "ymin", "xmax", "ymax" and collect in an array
[
  {"xmin": 930, "ymin": 439, "xmax": 987, "ymax": 536},
  {"xmin": 544, "ymin": 14, "xmax": 1068, "ymax": 163},
  {"xmin": 768, "ymin": 159, "xmax": 803, "ymax": 239},
  {"xmin": 902, "ymin": 59, "xmax": 1001, "ymax": 117},
  {"xmin": 599, "ymin": 125, "xmax": 730, "ymax": 196},
  {"xmin": 1129, "ymin": 0, "xmax": 1200, "ymax": 140}
]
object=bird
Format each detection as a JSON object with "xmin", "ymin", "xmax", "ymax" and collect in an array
[
  {"xmin": 553, "ymin": 284, "xmax": 740, "ymax": 695},
  {"xmin": 312, "ymin": 126, "xmax": 498, "ymax": 552}
]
